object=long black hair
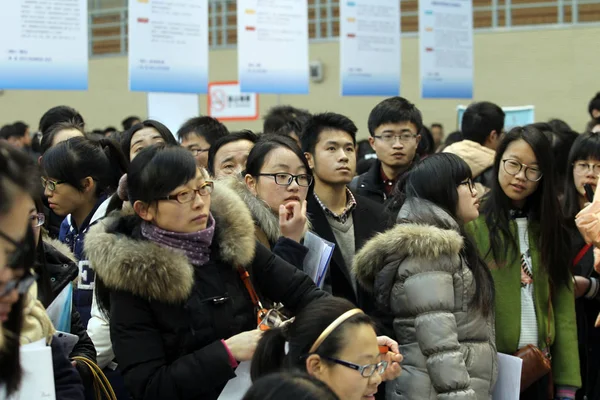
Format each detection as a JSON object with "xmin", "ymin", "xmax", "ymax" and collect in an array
[
  {"xmin": 251, "ymin": 297, "xmax": 373, "ymax": 382},
  {"xmin": 245, "ymin": 134, "xmax": 314, "ymax": 198},
  {"xmin": 482, "ymin": 125, "xmax": 572, "ymax": 288},
  {"xmin": 562, "ymin": 132, "xmax": 600, "ymax": 223},
  {"xmin": 120, "ymin": 120, "xmax": 178, "ymax": 162},
  {"xmin": 0, "ymin": 143, "xmax": 41, "ymax": 394},
  {"xmin": 398, "ymin": 153, "xmax": 495, "ymax": 316},
  {"xmin": 243, "ymin": 372, "xmax": 340, "ymax": 400},
  {"xmin": 39, "ymin": 120, "xmax": 85, "ymax": 155}
]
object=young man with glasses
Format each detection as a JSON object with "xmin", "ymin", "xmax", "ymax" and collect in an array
[
  {"xmin": 444, "ymin": 101, "xmax": 505, "ymax": 195},
  {"xmin": 177, "ymin": 116, "xmax": 229, "ymax": 169},
  {"xmin": 350, "ymin": 97, "xmax": 422, "ymax": 204}
]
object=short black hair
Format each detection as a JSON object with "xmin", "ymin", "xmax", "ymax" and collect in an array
[
  {"xmin": 128, "ymin": 144, "xmax": 198, "ymax": 205},
  {"xmin": 367, "ymin": 96, "xmax": 423, "ymax": 136},
  {"xmin": 300, "ymin": 112, "xmax": 357, "ymax": 154},
  {"xmin": 588, "ymin": 92, "xmax": 600, "ymax": 118},
  {"xmin": 120, "ymin": 120, "xmax": 178, "ymax": 162},
  {"xmin": 243, "ymin": 373, "xmax": 339, "ymax": 400},
  {"xmin": 461, "ymin": 101, "xmax": 505, "ymax": 145},
  {"xmin": 177, "ymin": 116, "xmax": 229, "ymax": 145},
  {"xmin": 0, "ymin": 125, "xmax": 17, "ymax": 140},
  {"xmin": 263, "ymin": 105, "xmax": 311, "ymax": 134},
  {"xmin": 122, "ymin": 116, "xmax": 141, "ymax": 131},
  {"xmin": 273, "ymin": 119, "xmax": 304, "ymax": 140},
  {"xmin": 12, "ymin": 122, "xmax": 29, "ymax": 138},
  {"xmin": 207, "ymin": 130, "xmax": 259, "ymax": 175},
  {"xmin": 38, "ymin": 106, "xmax": 85, "ymax": 135},
  {"xmin": 444, "ymin": 131, "xmax": 463, "ymax": 147},
  {"xmin": 431, "ymin": 123, "xmax": 443, "ymax": 129},
  {"xmin": 417, "ymin": 126, "xmax": 435, "ymax": 157}
]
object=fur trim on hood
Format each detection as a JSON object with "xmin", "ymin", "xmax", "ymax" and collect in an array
[
  {"xmin": 222, "ymin": 176, "xmax": 310, "ymax": 244},
  {"xmin": 443, "ymin": 140, "xmax": 495, "ymax": 178},
  {"xmin": 84, "ymin": 180, "xmax": 256, "ymax": 303},
  {"xmin": 353, "ymin": 203, "xmax": 464, "ymax": 291},
  {"xmin": 42, "ymin": 235, "xmax": 77, "ymax": 264}
]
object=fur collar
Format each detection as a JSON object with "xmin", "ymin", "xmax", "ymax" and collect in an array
[
  {"xmin": 84, "ymin": 180, "xmax": 256, "ymax": 303},
  {"xmin": 222, "ymin": 176, "xmax": 310, "ymax": 244},
  {"xmin": 353, "ymin": 201, "xmax": 464, "ymax": 291},
  {"xmin": 43, "ymin": 235, "xmax": 77, "ymax": 264}
]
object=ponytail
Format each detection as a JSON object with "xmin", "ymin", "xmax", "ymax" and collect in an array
[{"xmin": 250, "ymin": 328, "xmax": 288, "ymax": 382}]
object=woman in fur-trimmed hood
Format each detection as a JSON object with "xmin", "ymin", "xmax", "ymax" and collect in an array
[
  {"xmin": 353, "ymin": 154, "xmax": 497, "ymax": 400},
  {"xmin": 85, "ymin": 144, "xmax": 326, "ymax": 400},
  {"xmin": 224, "ymin": 134, "xmax": 314, "ymax": 270}
]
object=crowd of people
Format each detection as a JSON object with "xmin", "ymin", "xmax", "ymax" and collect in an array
[{"xmin": 1, "ymin": 91, "xmax": 600, "ymax": 400}]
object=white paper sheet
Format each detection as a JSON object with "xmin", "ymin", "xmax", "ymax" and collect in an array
[
  {"xmin": 3, "ymin": 338, "xmax": 56, "ymax": 400},
  {"xmin": 217, "ymin": 361, "xmax": 252, "ymax": 400},
  {"xmin": 492, "ymin": 353, "xmax": 522, "ymax": 400},
  {"xmin": 303, "ymin": 232, "xmax": 335, "ymax": 289},
  {"xmin": 147, "ymin": 92, "xmax": 200, "ymax": 137}
]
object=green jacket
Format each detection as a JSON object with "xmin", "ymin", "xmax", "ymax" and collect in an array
[{"xmin": 467, "ymin": 216, "xmax": 581, "ymax": 388}]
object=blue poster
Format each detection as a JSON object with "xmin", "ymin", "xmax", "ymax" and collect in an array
[
  {"xmin": 420, "ymin": 0, "xmax": 474, "ymax": 99},
  {"xmin": 128, "ymin": 0, "xmax": 208, "ymax": 94},
  {"xmin": 340, "ymin": 0, "xmax": 401, "ymax": 96},
  {"xmin": 0, "ymin": 0, "xmax": 88, "ymax": 91},
  {"xmin": 237, "ymin": 0, "xmax": 309, "ymax": 94}
]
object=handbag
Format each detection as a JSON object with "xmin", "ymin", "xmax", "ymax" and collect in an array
[
  {"xmin": 513, "ymin": 295, "xmax": 553, "ymax": 393},
  {"xmin": 71, "ymin": 356, "xmax": 117, "ymax": 400},
  {"xmin": 237, "ymin": 266, "xmax": 289, "ymax": 331}
]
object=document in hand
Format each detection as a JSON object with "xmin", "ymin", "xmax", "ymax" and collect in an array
[
  {"xmin": 302, "ymin": 231, "xmax": 335, "ymax": 289},
  {"xmin": 492, "ymin": 353, "xmax": 522, "ymax": 400},
  {"xmin": 217, "ymin": 361, "xmax": 251, "ymax": 400},
  {"xmin": 45, "ymin": 284, "xmax": 73, "ymax": 333},
  {"xmin": 4, "ymin": 338, "xmax": 55, "ymax": 400}
]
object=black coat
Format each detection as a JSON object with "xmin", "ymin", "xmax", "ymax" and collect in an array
[
  {"xmin": 86, "ymin": 182, "xmax": 327, "ymax": 400},
  {"xmin": 37, "ymin": 240, "xmax": 97, "ymax": 363},
  {"xmin": 571, "ymin": 228, "xmax": 600, "ymax": 400},
  {"xmin": 349, "ymin": 159, "xmax": 388, "ymax": 204},
  {"xmin": 306, "ymin": 191, "xmax": 389, "ymax": 315},
  {"xmin": 51, "ymin": 340, "xmax": 85, "ymax": 400}
]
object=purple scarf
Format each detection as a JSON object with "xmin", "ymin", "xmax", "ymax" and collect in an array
[{"xmin": 140, "ymin": 215, "xmax": 216, "ymax": 266}]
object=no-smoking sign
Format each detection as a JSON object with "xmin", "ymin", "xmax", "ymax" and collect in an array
[{"xmin": 208, "ymin": 81, "xmax": 259, "ymax": 121}]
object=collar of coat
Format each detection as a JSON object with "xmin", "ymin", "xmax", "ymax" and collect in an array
[
  {"xmin": 353, "ymin": 199, "xmax": 464, "ymax": 292},
  {"xmin": 222, "ymin": 175, "xmax": 310, "ymax": 244},
  {"xmin": 84, "ymin": 180, "xmax": 256, "ymax": 304}
]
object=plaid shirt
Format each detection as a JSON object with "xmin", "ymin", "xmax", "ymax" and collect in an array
[{"xmin": 313, "ymin": 188, "xmax": 357, "ymax": 224}]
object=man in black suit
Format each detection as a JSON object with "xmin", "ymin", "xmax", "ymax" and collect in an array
[{"xmin": 301, "ymin": 112, "xmax": 388, "ymax": 313}]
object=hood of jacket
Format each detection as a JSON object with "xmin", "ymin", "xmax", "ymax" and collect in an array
[
  {"xmin": 84, "ymin": 180, "xmax": 256, "ymax": 304},
  {"xmin": 353, "ymin": 199, "xmax": 464, "ymax": 291},
  {"xmin": 443, "ymin": 140, "xmax": 495, "ymax": 178},
  {"xmin": 222, "ymin": 176, "xmax": 310, "ymax": 244}
]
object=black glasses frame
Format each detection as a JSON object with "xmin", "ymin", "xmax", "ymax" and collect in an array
[
  {"xmin": 501, "ymin": 159, "xmax": 543, "ymax": 182},
  {"xmin": 0, "ymin": 229, "xmax": 31, "ymax": 269},
  {"xmin": 0, "ymin": 274, "xmax": 37, "ymax": 298},
  {"xmin": 257, "ymin": 173, "xmax": 313, "ymax": 187},
  {"xmin": 320, "ymin": 356, "xmax": 388, "ymax": 378}
]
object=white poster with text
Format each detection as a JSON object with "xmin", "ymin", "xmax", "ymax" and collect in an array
[
  {"xmin": 129, "ymin": 0, "xmax": 208, "ymax": 93},
  {"xmin": 420, "ymin": 0, "xmax": 473, "ymax": 98},
  {"xmin": 0, "ymin": 0, "xmax": 88, "ymax": 90},
  {"xmin": 340, "ymin": 0, "xmax": 401, "ymax": 96},
  {"xmin": 237, "ymin": 0, "xmax": 309, "ymax": 94}
]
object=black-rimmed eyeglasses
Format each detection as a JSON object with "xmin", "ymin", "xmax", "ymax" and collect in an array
[
  {"xmin": 502, "ymin": 159, "xmax": 543, "ymax": 182},
  {"xmin": 0, "ymin": 229, "xmax": 31, "ymax": 270},
  {"xmin": 257, "ymin": 173, "xmax": 313, "ymax": 187},
  {"xmin": 0, "ymin": 274, "xmax": 37, "ymax": 298},
  {"xmin": 320, "ymin": 356, "xmax": 388, "ymax": 378}
]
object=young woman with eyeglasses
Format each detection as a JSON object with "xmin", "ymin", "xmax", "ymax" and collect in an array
[
  {"xmin": 84, "ymin": 144, "xmax": 327, "ymax": 400},
  {"xmin": 40, "ymin": 136, "xmax": 128, "ymax": 327},
  {"xmin": 0, "ymin": 142, "xmax": 86, "ymax": 399},
  {"xmin": 562, "ymin": 132, "xmax": 600, "ymax": 400},
  {"xmin": 352, "ymin": 153, "xmax": 497, "ymax": 399},
  {"xmin": 251, "ymin": 296, "xmax": 387, "ymax": 400},
  {"xmin": 468, "ymin": 126, "xmax": 580, "ymax": 399},
  {"xmin": 225, "ymin": 135, "xmax": 312, "ymax": 269}
]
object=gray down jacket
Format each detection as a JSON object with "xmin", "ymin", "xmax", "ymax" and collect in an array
[{"xmin": 353, "ymin": 199, "xmax": 497, "ymax": 400}]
